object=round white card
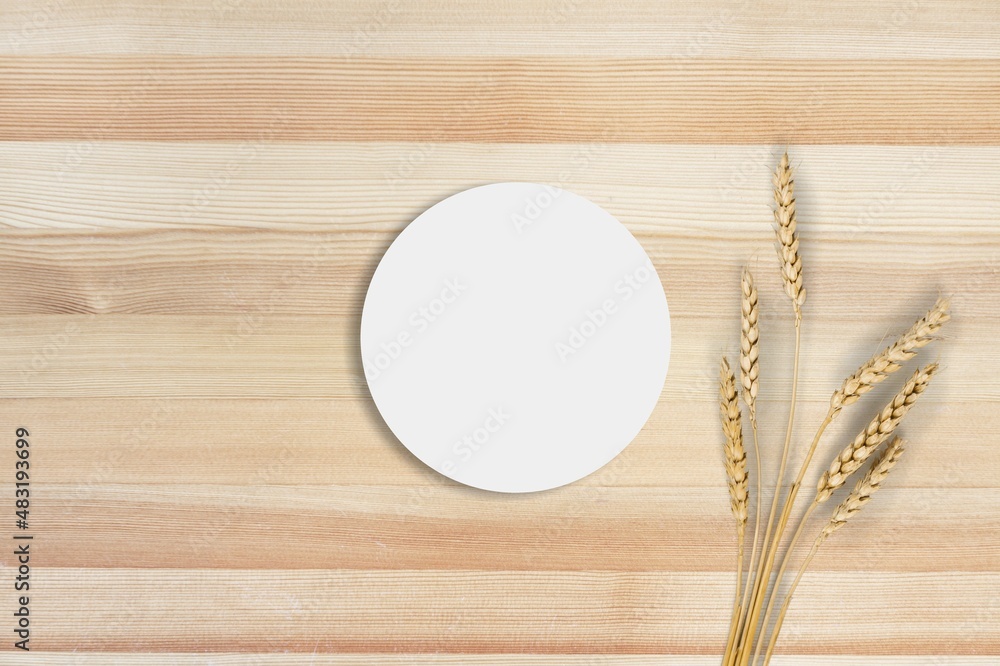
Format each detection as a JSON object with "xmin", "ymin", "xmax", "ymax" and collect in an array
[{"xmin": 361, "ymin": 183, "xmax": 670, "ymax": 493}]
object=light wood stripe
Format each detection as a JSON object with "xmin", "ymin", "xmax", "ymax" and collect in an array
[
  {"xmin": 12, "ymin": 569, "xmax": 999, "ymax": 654},
  {"xmin": 1, "ymin": 59, "xmax": 998, "ymax": 142},
  {"xmin": 2, "ymin": 143, "xmax": 998, "ymax": 231},
  {"xmin": 2, "ymin": 0, "xmax": 999, "ymax": 59}
]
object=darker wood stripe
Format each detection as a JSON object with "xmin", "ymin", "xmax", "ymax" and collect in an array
[{"xmin": 1, "ymin": 58, "xmax": 998, "ymax": 143}]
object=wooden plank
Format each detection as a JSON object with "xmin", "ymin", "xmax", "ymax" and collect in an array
[
  {"xmin": 0, "ymin": 314, "xmax": 989, "ymax": 400},
  {"xmin": 2, "ymin": 144, "xmax": 998, "ymax": 231},
  {"xmin": 2, "ymin": 1, "xmax": 999, "ymax": 58},
  {"xmin": 11, "ymin": 569, "xmax": 999, "ymax": 654},
  {"xmin": 1, "ymin": 398, "xmax": 993, "ymax": 489},
  {"xmin": 1, "ymin": 59, "xmax": 998, "ymax": 142},
  {"xmin": 0, "ymin": 483, "xmax": 994, "ymax": 572},
  {"xmin": 4, "ymin": 656, "xmax": 999, "ymax": 665}
]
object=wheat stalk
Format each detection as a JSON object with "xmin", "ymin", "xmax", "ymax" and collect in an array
[
  {"xmin": 726, "ymin": 268, "xmax": 765, "ymax": 664},
  {"xmin": 720, "ymin": 355, "xmax": 749, "ymax": 666},
  {"xmin": 816, "ymin": 363, "xmax": 937, "ymax": 503},
  {"xmin": 736, "ymin": 154, "xmax": 808, "ymax": 666},
  {"xmin": 761, "ymin": 437, "xmax": 907, "ymax": 665},
  {"xmin": 830, "ymin": 298, "xmax": 950, "ymax": 416}
]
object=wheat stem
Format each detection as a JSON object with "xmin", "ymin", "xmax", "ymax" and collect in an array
[
  {"xmin": 736, "ymin": 320, "xmax": 800, "ymax": 666},
  {"xmin": 760, "ymin": 540, "xmax": 820, "ymax": 666},
  {"xmin": 724, "ymin": 560, "xmax": 743, "ymax": 665},
  {"xmin": 761, "ymin": 438, "xmax": 907, "ymax": 664},
  {"xmin": 751, "ymin": 499, "xmax": 819, "ymax": 666},
  {"xmin": 732, "ymin": 268, "xmax": 765, "ymax": 660},
  {"xmin": 742, "ymin": 412, "xmax": 832, "ymax": 666},
  {"xmin": 750, "ymin": 364, "xmax": 932, "ymax": 661},
  {"xmin": 736, "ymin": 536, "xmax": 744, "ymax": 607},
  {"xmin": 747, "ymin": 316, "xmax": 944, "ymax": 661},
  {"xmin": 744, "ymin": 413, "xmax": 831, "ymax": 666},
  {"xmin": 735, "ymin": 154, "xmax": 806, "ymax": 664}
]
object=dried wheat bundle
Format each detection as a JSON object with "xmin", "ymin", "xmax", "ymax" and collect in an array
[{"xmin": 719, "ymin": 153, "xmax": 949, "ymax": 666}]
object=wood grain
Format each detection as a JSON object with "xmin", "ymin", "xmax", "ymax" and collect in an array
[
  {"xmin": 19, "ymin": 569, "xmax": 1000, "ymax": 654},
  {"xmin": 3, "ymin": 0, "xmax": 1000, "ymax": 58},
  {"xmin": 2, "ymin": 58, "xmax": 998, "ymax": 142},
  {"xmin": 1, "ymin": 651, "xmax": 994, "ymax": 666},
  {"xmin": 2, "ymin": 144, "xmax": 999, "ymax": 231},
  {"xmin": 1, "ymin": 1, "xmax": 999, "ymax": 663}
]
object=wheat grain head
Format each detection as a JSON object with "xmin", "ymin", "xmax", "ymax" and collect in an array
[
  {"xmin": 830, "ymin": 298, "xmax": 950, "ymax": 416},
  {"xmin": 773, "ymin": 152, "xmax": 806, "ymax": 318},
  {"xmin": 816, "ymin": 363, "xmax": 936, "ymax": 503},
  {"xmin": 720, "ymin": 357, "xmax": 749, "ymax": 533},
  {"xmin": 819, "ymin": 437, "xmax": 906, "ymax": 543},
  {"xmin": 740, "ymin": 268, "xmax": 760, "ymax": 426}
]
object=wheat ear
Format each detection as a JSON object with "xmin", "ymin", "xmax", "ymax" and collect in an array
[
  {"xmin": 817, "ymin": 363, "xmax": 936, "ymax": 503},
  {"xmin": 762, "ymin": 438, "xmax": 907, "ymax": 665},
  {"xmin": 788, "ymin": 298, "xmax": 948, "ymax": 492},
  {"xmin": 820, "ymin": 436, "xmax": 907, "ymax": 541},
  {"xmin": 739, "ymin": 270, "xmax": 761, "ymax": 575},
  {"xmin": 720, "ymin": 356, "xmax": 749, "ymax": 664},
  {"xmin": 720, "ymin": 357, "xmax": 749, "ymax": 538},
  {"xmin": 773, "ymin": 152, "xmax": 805, "ymax": 320},
  {"xmin": 776, "ymin": 301, "xmax": 947, "ymax": 516},
  {"xmin": 720, "ymin": 355, "xmax": 749, "ymax": 666},
  {"xmin": 740, "ymin": 269, "xmax": 760, "ymax": 426},
  {"xmin": 830, "ymin": 298, "xmax": 950, "ymax": 416}
]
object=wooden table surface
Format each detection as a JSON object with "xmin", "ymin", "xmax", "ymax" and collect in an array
[{"xmin": 1, "ymin": 1, "xmax": 999, "ymax": 663}]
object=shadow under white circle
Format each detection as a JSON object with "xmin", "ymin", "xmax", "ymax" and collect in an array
[{"xmin": 361, "ymin": 183, "xmax": 670, "ymax": 493}]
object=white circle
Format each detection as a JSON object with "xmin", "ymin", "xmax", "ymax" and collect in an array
[{"xmin": 361, "ymin": 183, "xmax": 670, "ymax": 493}]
